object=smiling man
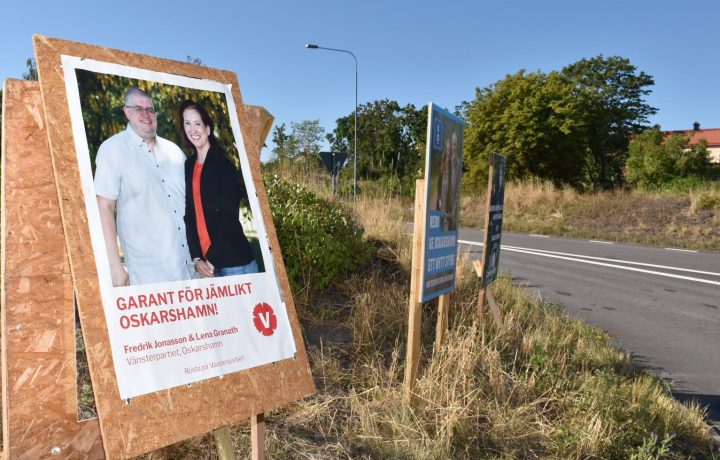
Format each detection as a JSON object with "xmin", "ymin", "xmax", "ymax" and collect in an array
[{"xmin": 94, "ymin": 87, "xmax": 194, "ymax": 286}]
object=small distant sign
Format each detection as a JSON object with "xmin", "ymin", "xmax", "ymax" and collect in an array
[
  {"xmin": 318, "ymin": 151, "xmax": 347, "ymax": 174},
  {"xmin": 319, "ymin": 151, "xmax": 347, "ymax": 196},
  {"xmin": 481, "ymin": 152, "xmax": 506, "ymax": 287}
]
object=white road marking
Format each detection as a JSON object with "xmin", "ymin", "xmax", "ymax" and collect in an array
[
  {"xmin": 499, "ymin": 244, "xmax": 720, "ymax": 277},
  {"xmin": 589, "ymin": 240, "xmax": 614, "ymax": 244},
  {"xmin": 529, "ymin": 234, "xmax": 550, "ymax": 238},
  {"xmin": 664, "ymin": 248, "xmax": 699, "ymax": 253},
  {"xmin": 457, "ymin": 240, "xmax": 720, "ymax": 286}
]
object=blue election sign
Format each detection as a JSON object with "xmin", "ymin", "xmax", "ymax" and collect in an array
[{"xmin": 420, "ymin": 104, "xmax": 465, "ymax": 302}]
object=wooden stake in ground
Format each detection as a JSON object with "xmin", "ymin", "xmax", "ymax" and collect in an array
[
  {"xmin": 251, "ymin": 413, "xmax": 266, "ymax": 460},
  {"xmin": 404, "ymin": 179, "xmax": 426, "ymax": 402},
  {"xmin": 473, "ymin": 260, "xmax": 502, "ymax": 327},
  {"xmin": 213, "ymin": 426, "xmax": 234, "ymax": 459},
  {"xmin": 435, "ymin": 292, "xmax": 452, "ymax": 349}
]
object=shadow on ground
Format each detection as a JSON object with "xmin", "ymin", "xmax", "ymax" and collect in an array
[{"xmin": 672, "ymin": 391, "xmax": 720, "ymax": 440}]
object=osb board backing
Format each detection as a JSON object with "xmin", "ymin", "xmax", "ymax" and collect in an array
[
  {"xmin": 33, "ymin": 36, "xmax": 315, "ymax": 459},
  {"xmin": 1, "ymin": 79, "xmax": 104, "ymax": 459}
]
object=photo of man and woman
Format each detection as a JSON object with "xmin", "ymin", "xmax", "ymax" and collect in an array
[{"xmin": 75, "ymin": 69, "xmax": 264, "ymax": 288}]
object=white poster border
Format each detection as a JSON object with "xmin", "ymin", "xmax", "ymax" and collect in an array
[{"xmin": 61, "ymin": 56, "xmax": 296, "ymax": 399}]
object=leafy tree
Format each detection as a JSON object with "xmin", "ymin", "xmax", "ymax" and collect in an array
[
  {"xmin": 626, "ymin": 128, "xmax": 710, "ymax": 189},
  {"xmin": 562, "ymin": 55, "xmax": 657, "ymax": 188},
  {"xmin": 331, "ymin": 99, "xmax": 427, "ymax": 189},
  {"xmin": 289, "ymin": 119, "xmax": 325, "ymax": 159},
  {"xmin": 462, "ymin": 55, "xmax": 656, "ymax": 191},
  {"xmin": 268, "ymin": 119, "xmax": 325, "ymax": 164},
  {"xmin": 462, "ymin": 70, "xmax": 586, "ymax": 190},
  {"xmin": 270, "ymin": 123, "xmax": 293, "ymax": 162}
]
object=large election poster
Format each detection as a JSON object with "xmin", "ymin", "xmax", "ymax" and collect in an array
[
  {"xmin": 421, "ymin": 104, "xmax": 465, "ymax": 302},
  {"xmin": 62, "ymin": 56, "xmax": 296, "ymax": 399}
]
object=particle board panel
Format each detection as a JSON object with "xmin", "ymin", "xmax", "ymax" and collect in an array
[
  {"xmin": 1, "ymin": 78, "xmax": 104, "ymax": 458},
  {"xmin": 33, "ymin": 36, "xmax": 315, "ymax": 459},
  {"xmin": 243, "ymin": 105, "xmax": 274, "ymax": 155}
]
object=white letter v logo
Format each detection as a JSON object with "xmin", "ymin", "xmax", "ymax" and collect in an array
[{"xmin": 258, "ymin": 312, "xmax": 271, "ymax": 329}]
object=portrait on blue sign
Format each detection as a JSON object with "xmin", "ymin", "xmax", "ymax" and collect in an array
[
  {"xmin": 421, "ymin": 104, "xmax": 465, "ymax": 301},
  {"xmin": 428, "ymin": 116, "xmax": 464, "ymax": 231}
]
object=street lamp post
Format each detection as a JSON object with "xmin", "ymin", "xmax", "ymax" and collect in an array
[{"xmin": 305, "ymin": 43, "xmax": 358, "ymax": 202}]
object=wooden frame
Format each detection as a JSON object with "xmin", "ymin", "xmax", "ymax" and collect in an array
[
  {"xmin": 1, "ymin": 79, "xmax": 105, "ymax": 459},
  {"xmin": 29, "ymin": 35, "xmax": 314, "ymax": 458},
  {"xmin": 404, "ymin": 179, "xmax": 426, "ymax": 401}
]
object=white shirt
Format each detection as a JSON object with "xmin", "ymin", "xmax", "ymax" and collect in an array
[{"xmin": 94, "ymin": 126, "xmax": 194, "ymax": 285}]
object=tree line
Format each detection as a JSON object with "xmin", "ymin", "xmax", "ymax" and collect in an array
[
  {"xmin": 269, "ymin": 100, "xmax": 428, "ymax": 194},
  {"xmin": 269, "ymin": 55, "xmax": 715, "ymax": 193},
  {"xmin": 4, "ymin": 56, "xmax": 715, "ymax": 192}
]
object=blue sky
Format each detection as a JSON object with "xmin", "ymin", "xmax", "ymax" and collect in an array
[{"xmin": 2, "ymin": 0, "xmax": 719, "ymax": 161}]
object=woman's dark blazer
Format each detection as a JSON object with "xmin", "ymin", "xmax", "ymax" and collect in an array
[{"xmin": 184, "ymin": 145, "xmax": 254, "ymax": 269}]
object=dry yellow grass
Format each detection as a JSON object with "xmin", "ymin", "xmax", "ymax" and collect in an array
[
  {"xmin": 132, "ymin": 171, "xmax": 717, "ymax": 458},
  {"xmin": 463, "ymin": 179, "xmax": 720, "ymax": 250}
]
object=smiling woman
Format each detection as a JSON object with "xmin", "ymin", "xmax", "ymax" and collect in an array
[{"xmin": 179, "ymin": 100, "xmax": 259, "ymax": 279}]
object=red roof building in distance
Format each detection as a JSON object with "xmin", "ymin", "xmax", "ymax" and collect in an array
[{"xmin": 664, "ymin": 122, "xmax": 720, "ymax": 163}]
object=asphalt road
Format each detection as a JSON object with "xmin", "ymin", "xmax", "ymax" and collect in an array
[{"xmin": 457, "ymin": 228, "xmax": 720, "ymax": 434}]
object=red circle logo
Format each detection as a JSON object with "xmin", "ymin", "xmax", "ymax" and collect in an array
[{"xmin": 253, "ymin": 302, "xmax": 278, "ymax": 336}]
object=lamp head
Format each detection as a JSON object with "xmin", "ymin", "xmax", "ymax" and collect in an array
[{"xmin": 305, "ymin": 44, "xmax": 318, "ymax": 49}]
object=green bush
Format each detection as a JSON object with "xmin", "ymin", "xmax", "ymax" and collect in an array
[
  {"xmin": 265, "ymin": 175, "xmax": 370, "ymax": 293},
  {"xmin": 697, "ymin": 193, "xmax": 720, "ymax": 210},
  {"xmin": 627, "ymin": 128, "xmax": 711, "ymax": 190},
  {"xmin": 660, "ymin": 175, "xmax": 710, "ymax": 193}
]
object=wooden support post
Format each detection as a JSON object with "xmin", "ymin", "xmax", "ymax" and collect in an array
[
  {"xmin": 435, "ymin": 292, "xmax": 452, "ymax": 350},
  {"xmin": 485, "ymin": 285, "xmax": 502, "ymax": 327},
  {"xmin": 213, "ymin": 426, "xmax": 235, "ymax": 459},
  {"xmin": 473, "ymin": 260, "xmax": 501, "ymax": 326},
  {"xmin": 477, "ymin": 287, "xmax": 487, "ymax": 319},
  {"xmin": 473, "ymin": 260, "xmax": 486, "ymax": 319},
  {"xmin": 404, "ymin": 179, "xmax": 426, "ymax": 403},
  {"xmin": 251, "ymin": 413, "xmax": 266, "ymax": 460}
]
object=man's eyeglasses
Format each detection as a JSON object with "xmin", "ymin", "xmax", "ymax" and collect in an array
[{"xmin": 125, "ymin": 105, "xmax": 156, "ymax": 116}]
